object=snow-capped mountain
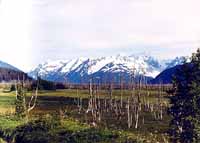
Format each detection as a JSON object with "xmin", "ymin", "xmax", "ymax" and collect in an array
[
  {"xmin": 29, "ymin": 55, "xmax": 186, "ymax": 84},
  {"xmin": 161, "ymin": 56, "xmax": 189, "ymax": 69}
]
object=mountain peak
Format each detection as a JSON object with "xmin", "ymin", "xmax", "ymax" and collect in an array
[{"xmin": 29, "ymin": 55, "xmax": 185, "ymax": 83}]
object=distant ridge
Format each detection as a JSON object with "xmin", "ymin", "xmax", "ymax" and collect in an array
[
  {"xmin": 0, "ymin": 60, "xmax": 31, "ymax": 82},
  {"xmin": 150, "ymin": 65, "xmax": 181, "ymax": 84},
  {"xmin": 0, "ymin": 68, "xmax": 31, "ymax": 82},
  {"xmin": 0, "ymin": 60, "xmax": 21, "ymax": 72},
  {"xmin": 151, "ymin": 63, "xmax": 193, "ymax": 84}
]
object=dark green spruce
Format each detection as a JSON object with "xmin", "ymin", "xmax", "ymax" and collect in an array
[{"xmin": 168, "ymin": 48, "xmax": 200, "ymax": 143}]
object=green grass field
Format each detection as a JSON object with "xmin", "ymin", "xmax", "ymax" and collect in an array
[{"xmin": 0, "ymin": 88, "xmax": 171, "ymax": 143}]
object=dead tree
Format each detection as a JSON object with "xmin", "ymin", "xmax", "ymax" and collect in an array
[
  {"xmin": 158, "ymin": 82, "xmax": 163, "ymax": 120},
  {"xmin": 127, "ymin": 66, "xmax": 141, "ymax": 129},
  {"xmin": 27, "ymin": 79, "xmax": 39, "ymax": 113},
  {"xmin": 127, "ymin": 97, "xmax": 131, "ymax": 128},
  {"xmin": 15, "ymin": 75, "xmax": 39, "ymax": 121},
  {"xmin": 86, "ymin": 79, "xmax": 97, "ymax": 126},
  {"xmin": 76, "ymin": 88, "xmax": 83, "ymax": 113},
  {"xmin": 96, "ymin": 77, "xmax": 102, "ymax": 122},
  {"xmin": 109, "ymin": 82, "xmax": 113, "ymax": 111},
  {"xmin": 120, "ymin": 73, "xmax": 123, "ymax": 109}
]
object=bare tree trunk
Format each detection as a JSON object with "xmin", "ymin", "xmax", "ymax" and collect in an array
[
  {"xmin": 135, "ymin": 106, "xmax": 139, "ymax": 129},
  {"xmin": 159, "ymin": 83, "xmax": 163, "ymax": 120},
  {"xmin": 127, "ymin": 98, "xmax": 131, "ymax": 128},
  {"xmin": 27, "ymin": 79, "xmax": 39, "ymax": 113},
  {"xmin": 109, "ymin": 82, "xmax": 113, "ymax": 111},
  {"xmin": 120, "ymin": 73, "xmax": 123, "ymax": 108},
  {"xmin": 86, "ymin": 79, "xmax": 97, "ymax": 126}
]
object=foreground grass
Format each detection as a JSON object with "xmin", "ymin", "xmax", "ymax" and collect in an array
[
  {"xmin": 0, "ymin": 91, "xmax": 15, "ymax": 114},
  {"xmin": 0, "ymin": 115, "xmax": 145, "ymax": 143},
  {"xmin": 0, "ymin": 89, "xmax": 170, "ymax": 142},
  {"xmin": 0, "ymin": 115, "xmax": 169, "ymax": 143}
]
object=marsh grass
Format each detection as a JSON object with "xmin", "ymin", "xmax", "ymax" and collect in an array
[{"xmin": 0, "ymin": 89, "xmax": 170, "ymax": 142}]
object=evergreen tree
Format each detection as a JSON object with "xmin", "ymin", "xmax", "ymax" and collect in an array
[
  {"xmin": 169, "ymin": 49, "xmax": 200, "ymax": 143},
  {"xmin": 15, "ymin": 81, "xmax": 27, "ymax": 117}
]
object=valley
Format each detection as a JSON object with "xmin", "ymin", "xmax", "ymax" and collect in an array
[
  {"xmin": 0, "ymin": 84, "xmax": 171, "ymax": 143},
  {"xmin": 0, "ymin": 55, "xmax": 192, "ymax": 143}
]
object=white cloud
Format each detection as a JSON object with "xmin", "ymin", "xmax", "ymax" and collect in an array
[
  {"xmin": 1, "ymin": 0, "xmax": 200, "ymax": 71},
  {"xmin": 32, "ymin": 0, "xmax": 200, "ymax": 49},
  {"xmin": 0, "ymin": 0, "xmax": 32, "ymax": 71}
]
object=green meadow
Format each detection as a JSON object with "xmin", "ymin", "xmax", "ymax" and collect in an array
[{"xmin": 0, "ymin": 88, "xmax": 170, "ymax": 143}]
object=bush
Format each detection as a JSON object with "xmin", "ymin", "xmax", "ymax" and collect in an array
[
  {"xmin": 14, "ymin": 116, "xmax": 61, "ymax": 143},
  {"xmin": 10, "ymin": 84, "xmax": 15, "ymax": 92}
]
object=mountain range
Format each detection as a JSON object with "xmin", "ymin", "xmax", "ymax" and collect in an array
[{"xmin": 28, "ymin": 55, "xmax": 187, "ymax": 84}]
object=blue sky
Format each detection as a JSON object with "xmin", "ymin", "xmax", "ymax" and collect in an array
[{"xmin": 0, "ymin": 0, "xmax": 199, "ymax": 71}]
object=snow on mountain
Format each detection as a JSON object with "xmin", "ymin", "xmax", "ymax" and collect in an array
[
  {"xmin": 29, "ymin": 55, "xmax": 185, "ymax": 83},
  {"xmin": 60, "ymin": 58, "xmax": 87, "ymax": 73},
  {"xmin": 164, "ymin": 56, "xmax": 190, "ymax": 69}
]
